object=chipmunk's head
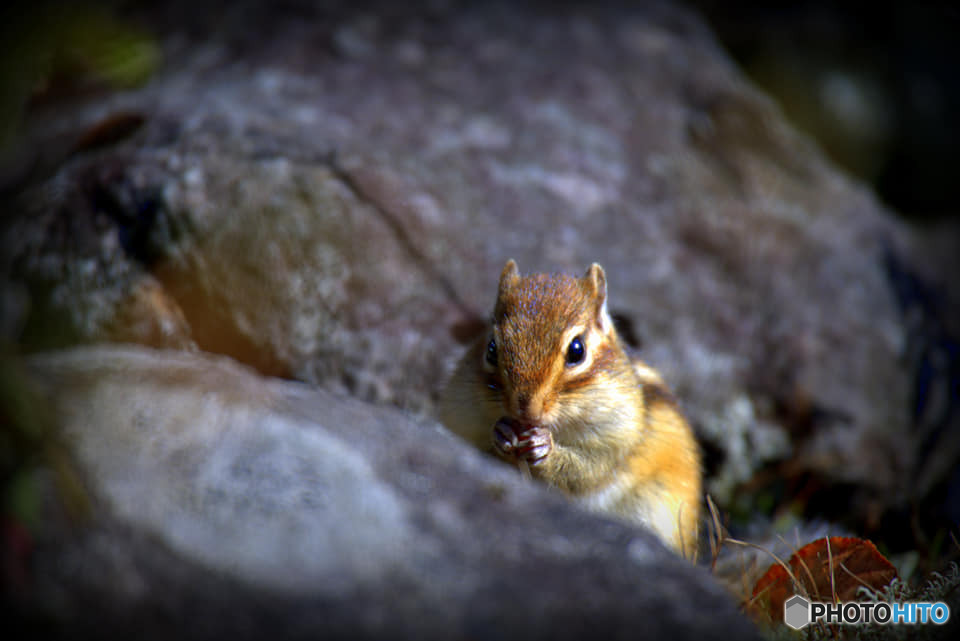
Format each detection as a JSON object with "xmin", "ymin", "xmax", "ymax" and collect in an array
[{"xmin": 482, "ymin": 259, "xmax": 624, "ymax": 430}]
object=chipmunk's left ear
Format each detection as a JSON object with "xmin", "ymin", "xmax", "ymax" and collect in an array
[
  {"xmin": 498, "ymin": 259, "xmax": 521, "ymax": 298},
  {"xmin": 585, "ymin": 263, "xmax": 612, "ymax": 334}
]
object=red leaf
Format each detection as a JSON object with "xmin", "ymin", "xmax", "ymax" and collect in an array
[{"xmin": 747, "ymin": 536, "xmax": 898, "ymax": 624}]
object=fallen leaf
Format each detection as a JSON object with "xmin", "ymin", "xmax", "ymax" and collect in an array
[{"xmin": 747, "ymin": 536, "xmax": 898, "ymax": 624}]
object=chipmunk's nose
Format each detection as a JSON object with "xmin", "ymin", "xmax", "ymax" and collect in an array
[
  {"xmin": 512, "ymin": 390, "xmax": 545, "ymax": 423},
  {"xmin": 515, "ymin": 392, "xmax": 530, "ymax": 415}
]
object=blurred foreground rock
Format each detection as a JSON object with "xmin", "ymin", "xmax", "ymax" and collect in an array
[{"xmin": 13, "ymin": 345, "xmax": 756, "ymax": 641}]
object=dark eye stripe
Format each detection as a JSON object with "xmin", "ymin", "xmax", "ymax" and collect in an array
[
  {"xmin": 562, "ymin": 344, "xmax": 617, "ymax": 390},
  {"xmin": 483, "ymin": 372, "xmax": 502, "ymax": 393}
]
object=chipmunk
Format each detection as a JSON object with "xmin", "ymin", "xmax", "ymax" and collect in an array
[{"xmin": 439, "ymin": 259, "xmax": 702, "ymax": 559}]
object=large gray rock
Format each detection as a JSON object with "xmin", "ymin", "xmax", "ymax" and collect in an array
[
  {"xmin": 18, "ymin": 345, "xmax": 756, "ymax": 641},
  {"xmin": 3, "ymin": 0, "xmax": 958, "ymax": 617}
]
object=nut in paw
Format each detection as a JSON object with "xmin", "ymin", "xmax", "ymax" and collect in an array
[{"xmin": 493, "ymin": 417, "xmax": 552, "ymax": 467}]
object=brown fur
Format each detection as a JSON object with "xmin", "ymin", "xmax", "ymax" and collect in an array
[{"xmin": 439, "ymin": 260, "xmax": 702, "ymax": 559}]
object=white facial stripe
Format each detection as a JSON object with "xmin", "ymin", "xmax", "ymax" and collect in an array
[{"xmin": 560, "ymin": 325, "xmax": 586, "ymax": 350}]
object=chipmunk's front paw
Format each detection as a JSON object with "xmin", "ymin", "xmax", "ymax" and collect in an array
[
  {"xmin": 517, "ymin": 424, "xmax": 552, "ymax": 466},
  {"xmin": 493, "ymin": 417, "xmax": 553, "ymax": 467}
]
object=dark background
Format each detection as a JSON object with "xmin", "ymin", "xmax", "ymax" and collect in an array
[{"xmin": 693, "ymin": 1, "xmax": 960, "ymax": 223}]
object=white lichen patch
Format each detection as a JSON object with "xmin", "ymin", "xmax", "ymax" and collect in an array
[
  {"xmin": 703, "ymin": 394, "xmax": 791, "ymax": 501},
  {"xmin": 491, "ymin": 163, "xmax": 617, "ymax": 214}
]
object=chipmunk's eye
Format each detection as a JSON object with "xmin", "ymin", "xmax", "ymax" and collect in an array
[
  {"xmin": 485, "ymin": 338, "xmax": 498, "ymax": 367},
  {"xmin": 566, "ymin": 335, "xmax": 585, "ymax": 365}
]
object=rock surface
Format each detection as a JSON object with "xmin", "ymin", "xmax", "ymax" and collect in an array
[
  {"xmin": 17, "ymin": 345, "xmax": 756, "ymax": 641},
  {"xmin": 5, "ymin": 1, "xmax": 954, "ymax": 514}
]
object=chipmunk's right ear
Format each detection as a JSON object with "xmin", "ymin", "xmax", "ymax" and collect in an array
[
  {"xmin": 499, "ymin": 259, "xmax": 520, "ymax": 294},
  {"xmin": 585, "ymin": 263, "xmax": 613, "ymax": 334}
]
